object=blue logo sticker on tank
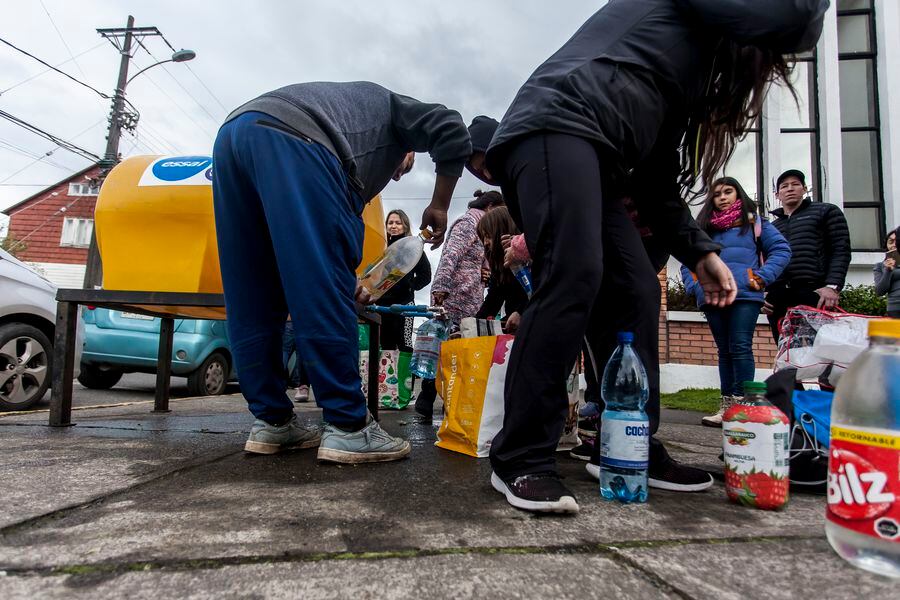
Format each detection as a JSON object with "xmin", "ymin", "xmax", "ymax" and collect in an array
[{"xmin": 152, "ymin": 156, "xmax": 213, "ymax": 181}]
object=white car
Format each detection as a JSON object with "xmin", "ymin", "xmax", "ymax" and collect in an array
[{"xmin": 0, "ymin": 248, "xmax": 82, "ymax": 410}]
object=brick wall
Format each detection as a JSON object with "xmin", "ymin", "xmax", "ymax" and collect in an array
[
  {"xmin": 5, "ymin": 166, "xmax": 102, "ymax": 265},
  {"xmin": 658, "ymin": 267, "xmax": 778, "ymax": 368}
]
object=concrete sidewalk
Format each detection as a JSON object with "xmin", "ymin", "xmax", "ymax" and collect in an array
[{"xmin": 0, "ymin": 394, "xmax": 893, "ymax": 599}]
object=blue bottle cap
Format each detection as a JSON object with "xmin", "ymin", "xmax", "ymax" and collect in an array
[{"xmin": 617, "ymin": 331, "xmax": 634, "ymax": 344}]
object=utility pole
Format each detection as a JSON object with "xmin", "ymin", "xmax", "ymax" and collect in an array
[
  {"xmin": 82, "ymin": 15, "xmax": 134, "ymax": 289},
  {"xmin": 82, "ymin": 18, "xmax": 193, "ymax": 289}
]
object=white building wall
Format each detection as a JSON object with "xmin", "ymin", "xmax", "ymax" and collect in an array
[{"xmin": 27, "ymin": 262, "xmax": 86, "ymax": 289}]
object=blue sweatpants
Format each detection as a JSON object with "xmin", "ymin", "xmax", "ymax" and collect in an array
[{"xmin": 212, "ymin": 111, "xmax": 367, "ymax": 428}]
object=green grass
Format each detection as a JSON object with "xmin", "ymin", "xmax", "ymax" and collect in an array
[{"xmin": 660, "ymin": 388, "xmax": 720, "ymax": 413}]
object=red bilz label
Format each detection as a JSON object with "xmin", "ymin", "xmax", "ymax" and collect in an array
[{"xmin": 827, "ymin": 426, "xmax": 900, "ymax": 542}]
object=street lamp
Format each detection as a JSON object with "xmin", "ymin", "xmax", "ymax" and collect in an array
[{"xmin": 126, "ymin": 49, "xmax": 196, "ymax": 85}]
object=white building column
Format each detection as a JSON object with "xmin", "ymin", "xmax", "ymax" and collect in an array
[
  {"xmin": 875, "ymin": 0, "xmax": 900, "ymax": 232},
  {"xmin": 817, "ymin": 4, "xmax": 844, "ymax": 209}
]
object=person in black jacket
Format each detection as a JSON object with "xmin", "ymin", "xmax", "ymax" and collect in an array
[
  {"xmin": 466, "ymin": 0, "xmax": 829, "ymax": 513},
  {"xmin": 764, "ymin": 169, "xmax": 851, "ymax": 341},
  {"xmin": 475, "ymin": 207, "xmax": 528, "ymax": 333},
  {"xmin": 376, "ymin": 209, "xmax": 432, "ymax": 351}
]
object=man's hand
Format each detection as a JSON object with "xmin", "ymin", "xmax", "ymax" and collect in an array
[
  {"xmin": 694, "ymin": 253, "xmax": 737, "ymax": 308},
  {"xmin": 481, "ymin": 265, "xmax": 491, "ymax": 283},
  {"xmin": 355, "ymin": 283, "xmax": 374, "ymax": 305},
  {"xmin": 432, "ymin": 291, "xmax": 448, "ymax": 307},
  {"xmin": 815, "ymin": 286, "xmax": 840, "ymax": 310},
  {"xmin": 885, "ymin": 257, "xmax": 896, "ymax": 271},
  {"xmin": 420, "ymin": 205, "xmax": 448, "ymax": 248}
]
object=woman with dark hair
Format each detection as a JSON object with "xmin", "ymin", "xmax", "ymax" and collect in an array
[
  {"xmin": 681, "ymin": 177, "xmax": 791, "ymax": 426},
  {"xmin": 415, "ymin": 189, "xmax": 505, "ymax": 418},
  {"xmin": 476, "ymin": 207, "xmax": 528, "ymax": 334},
  {"xmin": 376, "ymin": 209, "xmax": 432, "ymax": 351},
  {"xmin": 874, "ymin": 227, "xmax": 900, "ymax": 319},
  {"xmin": 467, "ymin": 0, "xmax": 828, "ymax": 513}
]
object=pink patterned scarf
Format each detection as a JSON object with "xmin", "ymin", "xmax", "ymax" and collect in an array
[{"xmin": 709, "ymin": 201, "xmax": 743, "ymax": 231}]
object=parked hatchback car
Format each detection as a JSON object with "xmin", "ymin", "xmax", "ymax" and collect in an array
[
  {"xmin": 80, "ymin": 308, "xmax": 234, "ymax": 396},
  {"xmin": 0, "ymin": 248, "xmax": 83, "ymax": 411}
]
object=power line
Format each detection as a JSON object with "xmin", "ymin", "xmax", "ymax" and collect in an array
[
  {"xmin": 0, "ymin": 138, "xmax": 72, "ymax": 171},
  {"xmin": 0, "ymin": 109, "xmax": 101, "ymax": 162},
  {"xmin": 134, "ymin": 39, "xmax": 222, "ymax": 125},
  {"xmin": 0, "ymin": 36, "xmax": 110, "ymax": 100},
  {"xmin": 0, "ymin": 41, "xmax": 105, "ymax": 95},
  {"xmin": 127, "ymin": 67, "xmax": 216, "ymax": 143},
  {"xmin": 184, "ymin": 64, "xmax": 229, "ymax": 113},
  {"xmin": 39, "ymin": 0, "xmax": 88, "ymax": 80},
  {"xmin": 0, "ymin": 119, "xmax": 106, "ymax": 183}
]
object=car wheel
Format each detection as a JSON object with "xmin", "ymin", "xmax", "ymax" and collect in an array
[
  {"xmin": 0, "ymin": 323, "xmax": 52, "ymax": 411},
  {"xmin": 77, "ymin": 363, "xmax": 123, "ymax": 390},
  {"xmin": 187, "ymin": 352, "xmax": 229, "ymax": 396}
]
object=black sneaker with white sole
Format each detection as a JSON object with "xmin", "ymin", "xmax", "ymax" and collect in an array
[
  {"xmin": 586, "ymin": 458, "xmax": 714, "ymax": 492},
  {"xmin": 569, "ymin": 443, "xmax": 592, "ymax": 461},
  {"xmin": 491, "ymin": 472, "xmax": 579, "ymax": 514}
]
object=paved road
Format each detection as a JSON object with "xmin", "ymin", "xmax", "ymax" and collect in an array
[{"xmin": 29, "ymin": 372, "xmax": 243, "ymax": 410}]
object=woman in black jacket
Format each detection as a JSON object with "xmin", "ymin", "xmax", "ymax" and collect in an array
[
  {"xmin": 466, "ymin": 0, "xmax": 829, "ymax": 513},
  {"xmin": 476, "ymin": 207, "xmax": 529, "ymax": 334},
  {"xmin": 376, "ymin": 209, "xmax": 432, "ymax": 351}
]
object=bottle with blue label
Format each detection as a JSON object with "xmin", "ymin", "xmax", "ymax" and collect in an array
[
  {"xmin": 511, "ymin": 264, "xmax": 533, "ymax": 298},
  {"xmin": 410, "ymin": 317, "xmax": 449, "ymax": 379},
  {"xmin": 599, "ymin": 331, "xmax": 650, "ymax": 503}
]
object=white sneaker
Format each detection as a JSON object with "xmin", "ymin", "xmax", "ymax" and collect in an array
[
  {"xmin": 294, "ymin": 385, "xmax": 310, "ymax": 403},
  {"xmin": 701, "ymin": 395, "xmax": 733, "ymax": 428}
]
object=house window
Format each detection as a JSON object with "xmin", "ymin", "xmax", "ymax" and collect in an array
[
  {"xmin": 724, "ymin": 122, "xmax": 764, "ymax": 213},
  {"xmin": 778, "ymin": 51, "xmax": 821, "ymax": 205},
  {"xmin": 837, "ymin": 0, "xmax": 885, "ymax": 250},
  {"xmin": 67, "ymin": 182, "xmax": 100, "ymax": 196},
  {"xmin": 60, "ymin": 218, "xmax": 93, "ymax": 247}
]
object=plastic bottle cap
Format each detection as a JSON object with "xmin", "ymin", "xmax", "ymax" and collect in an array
[
  {"xmin": 617, "ymin": 331, "xmax": 634, "ymax": 344},
  {"xmin": 419, "ymin": 229, "xmax": 433, "ymax": 240},
  {"xmin": 743, "ymin": 381, "xmax": 767, "ymax": 395},
  {"xmin": 868, "ymin": 319, "xmax": 900, "ymax": 339}
]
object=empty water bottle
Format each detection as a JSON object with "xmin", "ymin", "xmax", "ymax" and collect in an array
[
  {"xmin": 410, "ymin": 317, "xmax": 448, "ymax": 379},
  {"xmin": 599, "ymin": 331, "xmax": 650, "ymax": 503},
  {"xmin": 359, "ymin": 230, "xmax": 432, "ymax": 301}
]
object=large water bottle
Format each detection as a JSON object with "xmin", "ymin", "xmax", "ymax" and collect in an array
[
  {"xmin": 599, "ymin": 331, "xmax": 649, "ymax": 503},
  {"xmin": 410, "ymin": 318, "xmax": 448, "ymax": 379},
  {"xmin": 826, "ymin": 319, "xmax": 900, "ymax": 577},
  {"xmin": 358, "ymin": 230, "xmax": 432, "ymax": 301}
]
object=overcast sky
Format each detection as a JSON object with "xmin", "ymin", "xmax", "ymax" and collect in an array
[{"xmin": 0, "ymin": 1, "xmax": 605, "ymax": 222}]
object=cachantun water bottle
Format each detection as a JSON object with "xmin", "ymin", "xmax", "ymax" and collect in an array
[
  {"xmin": 409, "ymin": 317, "xmax": 448, "ymax": 380},
  {"xmin": 599, "ymin": 331, "xmax": 650, "ymax": 503}
]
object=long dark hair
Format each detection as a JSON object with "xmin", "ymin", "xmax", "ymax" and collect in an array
[
  {"xmin": 681, "ymin": 43, "xmax": 796, "ymax": 196},
  {"xmin": 468, "ymin": 189, "xmax": 504, "ymax": 210},
  {"xmin": 476, "ymin": 206, "xmax": 519, "ymax": 286},
  {"xmin": 696, "ymin": 177, "xmax": 757, "ymax": 234}
]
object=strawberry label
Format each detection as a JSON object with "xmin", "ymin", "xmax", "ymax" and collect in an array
[
  {"xmin": 827, "ymin": 425, "xmax": 900, "ymax": 542},
  {"xmin": 723, "ymin": 402, "xmax": 790, "ymax": 510}
]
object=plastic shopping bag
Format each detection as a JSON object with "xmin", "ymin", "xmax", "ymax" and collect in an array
[
  {"xmin": 435, "ymin": 335, "xmax": 514, "ymax": 457},
  {"xmin": 379, "ymin": 350, "xmax": 413, "ymax": 410}
]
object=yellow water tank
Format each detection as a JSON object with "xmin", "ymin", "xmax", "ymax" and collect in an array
[{"xmin": 95, "ymin": 155, "xmax": 387, "ymax": 319}]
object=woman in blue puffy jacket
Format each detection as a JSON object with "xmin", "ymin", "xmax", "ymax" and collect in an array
[{"xmin": 681, "ymin": 177, "xmax": 791, "ymax": 427}]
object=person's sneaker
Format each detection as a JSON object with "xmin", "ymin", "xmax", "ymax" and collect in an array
[
  {"xmin": 648, "ymin": 456, "xmax": 714, "ymax": 492},
  {"xmin": 243, "ymin": 413, "xmax": 321, "ymax": 454},
  {"xmin": 701, "ymin": 395, "xmax": 734, "ymax": 428},
  {"xmin": 586, "ymin": 459, "xmax": 714, "ymax": 492},
  {"xmin": 490, "ymin": 472, "xmax": 579, "ymax": 514},
  {"xmin": 294, "ymin": 385, "xmax": 310, "ymax": 403},
  {"xmin": 569, "ymin": 442, "xmax": 592, "ymax": 461},
  {"xmin": 317, "ymin": 417, "xmax": 410, "ymax": 464}
]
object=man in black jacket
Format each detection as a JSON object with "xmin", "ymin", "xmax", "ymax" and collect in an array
[{"xmin": 764, "ymin": 169, "xmax": 852, "ymax": 341}]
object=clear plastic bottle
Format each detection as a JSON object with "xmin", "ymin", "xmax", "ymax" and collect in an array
[
  {"xmin": 358, "ymin": 230, "xmax": 432, "ymax": 301},
  {"xmin": 409, "ymin": 317, "xmax": 448, "ymax": 380},
  {"xmin": 826, "ymin": 319, "xmax": 900, "ymax": 578},
  {"xmin": 599, "ymin": 331, "xmax": 649, "ymax": 503}
]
